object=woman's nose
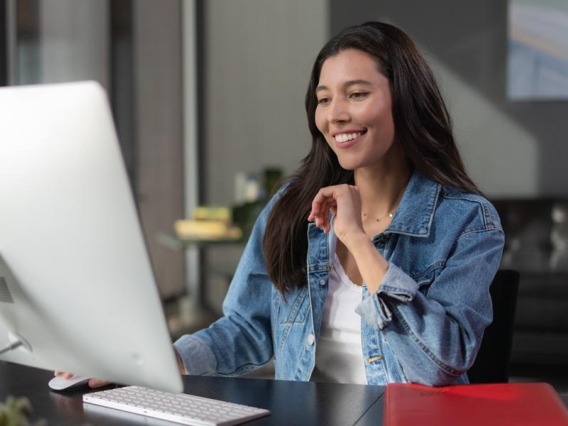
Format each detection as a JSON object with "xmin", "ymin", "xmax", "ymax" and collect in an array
[{"xmin": 329, "ymin": 99, "xmax": 350, "ymax": 123}]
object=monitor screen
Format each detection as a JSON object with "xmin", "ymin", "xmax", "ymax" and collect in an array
[{"xmin": 0, "ymin": 81, "xmax": 183, "ymax": 393}]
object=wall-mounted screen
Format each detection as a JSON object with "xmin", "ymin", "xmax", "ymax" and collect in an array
[{"xmin": 508, "ymin": 0, "xmax": 568, "ymax": 100}]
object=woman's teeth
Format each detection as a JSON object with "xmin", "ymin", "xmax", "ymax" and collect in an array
[{"xmin": 335, "ymin": 132, "xmax": 362, "ymax": 143}]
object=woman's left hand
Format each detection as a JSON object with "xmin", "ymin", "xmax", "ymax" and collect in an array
[{"xmin": 308, "ymin": 184, "xmax": 365, "ymax": 243}]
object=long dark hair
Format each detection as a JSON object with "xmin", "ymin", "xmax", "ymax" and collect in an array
[{"xmin": 264, "ymin": 21, "xmax": 480, "ymax": 294}]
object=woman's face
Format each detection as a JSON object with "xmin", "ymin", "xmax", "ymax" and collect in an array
[{"xmin": 314, "ymin": 48, "xmax": 400, "ymax": 172}]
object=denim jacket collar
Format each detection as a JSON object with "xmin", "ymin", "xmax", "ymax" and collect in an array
[{"xmin": 387, "ymin": 170, "xmax": 440, "ymax": 238}]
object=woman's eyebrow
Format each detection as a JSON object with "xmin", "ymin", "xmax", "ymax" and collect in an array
[{"xmin": 315, "ymin": 79, "xmax": 373, "ymax": 93}]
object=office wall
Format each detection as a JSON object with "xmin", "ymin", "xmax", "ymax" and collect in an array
[
  {"xmin": 133, "ymin": 0, "xmax": 184, "ymax": 299},
  {"xmin": 15, "ymin": 0, "xmax": 109, "ymax": 87},
  {"xmin": 0, "ymin": 0, "xmax": 7, "ymax": 85},
  {"xmin": 203, "ymin": 0, "xmax": 328, "ymax": 205},
  {"xmin": 329, "ymin": 0, "xmax": 568, "ymax": 198}
]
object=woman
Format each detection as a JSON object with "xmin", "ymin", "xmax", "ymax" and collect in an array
[
  {"xmin": 60, "ymin": 21, "xmax": 501, "ymax": 388},
  {"xmin": 174, "ymin": 21, "xmax": 504, "ymax": 386}
]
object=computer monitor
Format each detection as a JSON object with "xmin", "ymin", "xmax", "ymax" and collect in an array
[{"xmin": 0, "ymin": 81, "xmax": 183, "ymax": 393}]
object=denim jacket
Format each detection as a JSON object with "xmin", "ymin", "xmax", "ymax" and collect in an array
[{"xmin": 174, "ymin": 170, "xmax": 505, "ymax": 386}]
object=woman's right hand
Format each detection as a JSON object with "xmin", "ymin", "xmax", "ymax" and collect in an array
[
  {"xmin": 308, "ymin": 184, "xmax": 365, "ymax": 243},
  {"xmin": 53, "ymin": 371, "xmax": 110, "ymax": 388}
]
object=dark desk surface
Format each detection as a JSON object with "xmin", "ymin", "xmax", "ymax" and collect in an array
[{"xmin": 0, "ymin": 361, "xmax": 385, "ymax": 425}]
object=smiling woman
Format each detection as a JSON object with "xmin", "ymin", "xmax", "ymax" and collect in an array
[{"xmin": 174, "ymin": 21, "xmax": 505, "ymax": 387}]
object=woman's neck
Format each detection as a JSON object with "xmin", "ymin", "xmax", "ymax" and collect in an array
[{"xmin": 354, "ymin": 162, "xmax": 411, "ymax": 216}]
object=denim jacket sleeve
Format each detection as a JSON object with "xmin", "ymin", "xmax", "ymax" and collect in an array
[
  {"xmin": 355, "ymin": 194, "xmax": 505, "ymax": 386},
  {"xmin": 174, "ymin": 196, "xmax": 276, "ymax": 376}
]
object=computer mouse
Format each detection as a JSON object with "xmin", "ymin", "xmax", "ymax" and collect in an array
[{"xmin": 48, "ymin": 375, "xmax": 91, "ymax": 391}]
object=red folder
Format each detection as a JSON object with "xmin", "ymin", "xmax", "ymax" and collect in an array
[{"xmin": 384, "ymin": 382, "xmax": 568, "ymax": 426}]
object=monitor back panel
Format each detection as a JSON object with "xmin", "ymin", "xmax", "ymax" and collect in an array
[{"xmin": 0, "ymin": 81, "xmax": 182, "ymax": 393}]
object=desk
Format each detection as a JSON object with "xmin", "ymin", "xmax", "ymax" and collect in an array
[{"xmin": 0, "ymin": 361, "xmax": 385, "ymax": 425}]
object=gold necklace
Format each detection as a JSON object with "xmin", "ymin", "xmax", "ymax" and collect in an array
[
  {"xmin": 361, "ymin": 178, "xmax": 407, "ymax": 223},
  {"xmin": 362, "ymin": 185, "xmax": 405, "ymax": 223},
  {"xmin": 362, "ymin": 211, "xmax": 394, "ymax": 222}
]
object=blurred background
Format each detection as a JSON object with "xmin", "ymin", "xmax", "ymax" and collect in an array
[{"xmin": 2, "ymin": 0, "xmax": 567, "ymax": 390}]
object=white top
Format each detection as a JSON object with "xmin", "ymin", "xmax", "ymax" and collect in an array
[{"xmin": 312, "ymin": 254, "xmax": 367, "ymax": 384}]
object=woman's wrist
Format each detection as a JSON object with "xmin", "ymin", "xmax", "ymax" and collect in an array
[
  {"xmin": 340, "ymin": 231, "xmax": 371, "ymax": 254},
  {"xmin": 174, "ymin": 349, "xmax": 187, "ymax": 375},
  {"xmin": 342, "ymin": 233, "xmax": 388, "ymax": 293}
]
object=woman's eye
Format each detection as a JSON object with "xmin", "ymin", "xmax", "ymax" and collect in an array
[
  {"xmin": 350, "ymin": 92, "xmax": 369, "ymax": 100},
  {"xmin": 317, "ymin": 97, "xmax": 330, "ymax": 105}
]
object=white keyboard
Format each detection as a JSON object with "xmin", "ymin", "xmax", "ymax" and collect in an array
[{"xmin": 83, "ymin": 385, "xmax": 270, "ymax": 426}]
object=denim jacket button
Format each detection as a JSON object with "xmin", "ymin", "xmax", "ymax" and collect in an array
[{"xmin": 307, "ymin": 334, "xmax": 315, "ymax": 345}]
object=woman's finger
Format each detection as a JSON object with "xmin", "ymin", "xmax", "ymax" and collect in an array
[
  {"xmin": 54, "ymin": 371, "xmax": 75, "ymax": 380},
  {"xmin": 88, "ymin": 378, "xmax": 111, "ymax": 388}
]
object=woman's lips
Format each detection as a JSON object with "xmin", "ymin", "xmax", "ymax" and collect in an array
[{"xmin": 333, "ymin": 130, "xmax": 366, "ymax": 148}]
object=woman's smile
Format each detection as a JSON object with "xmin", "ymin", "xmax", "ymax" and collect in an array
[{"xmin": 333, "ymin": 130, "xmax": 367, "ymax": 147}]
